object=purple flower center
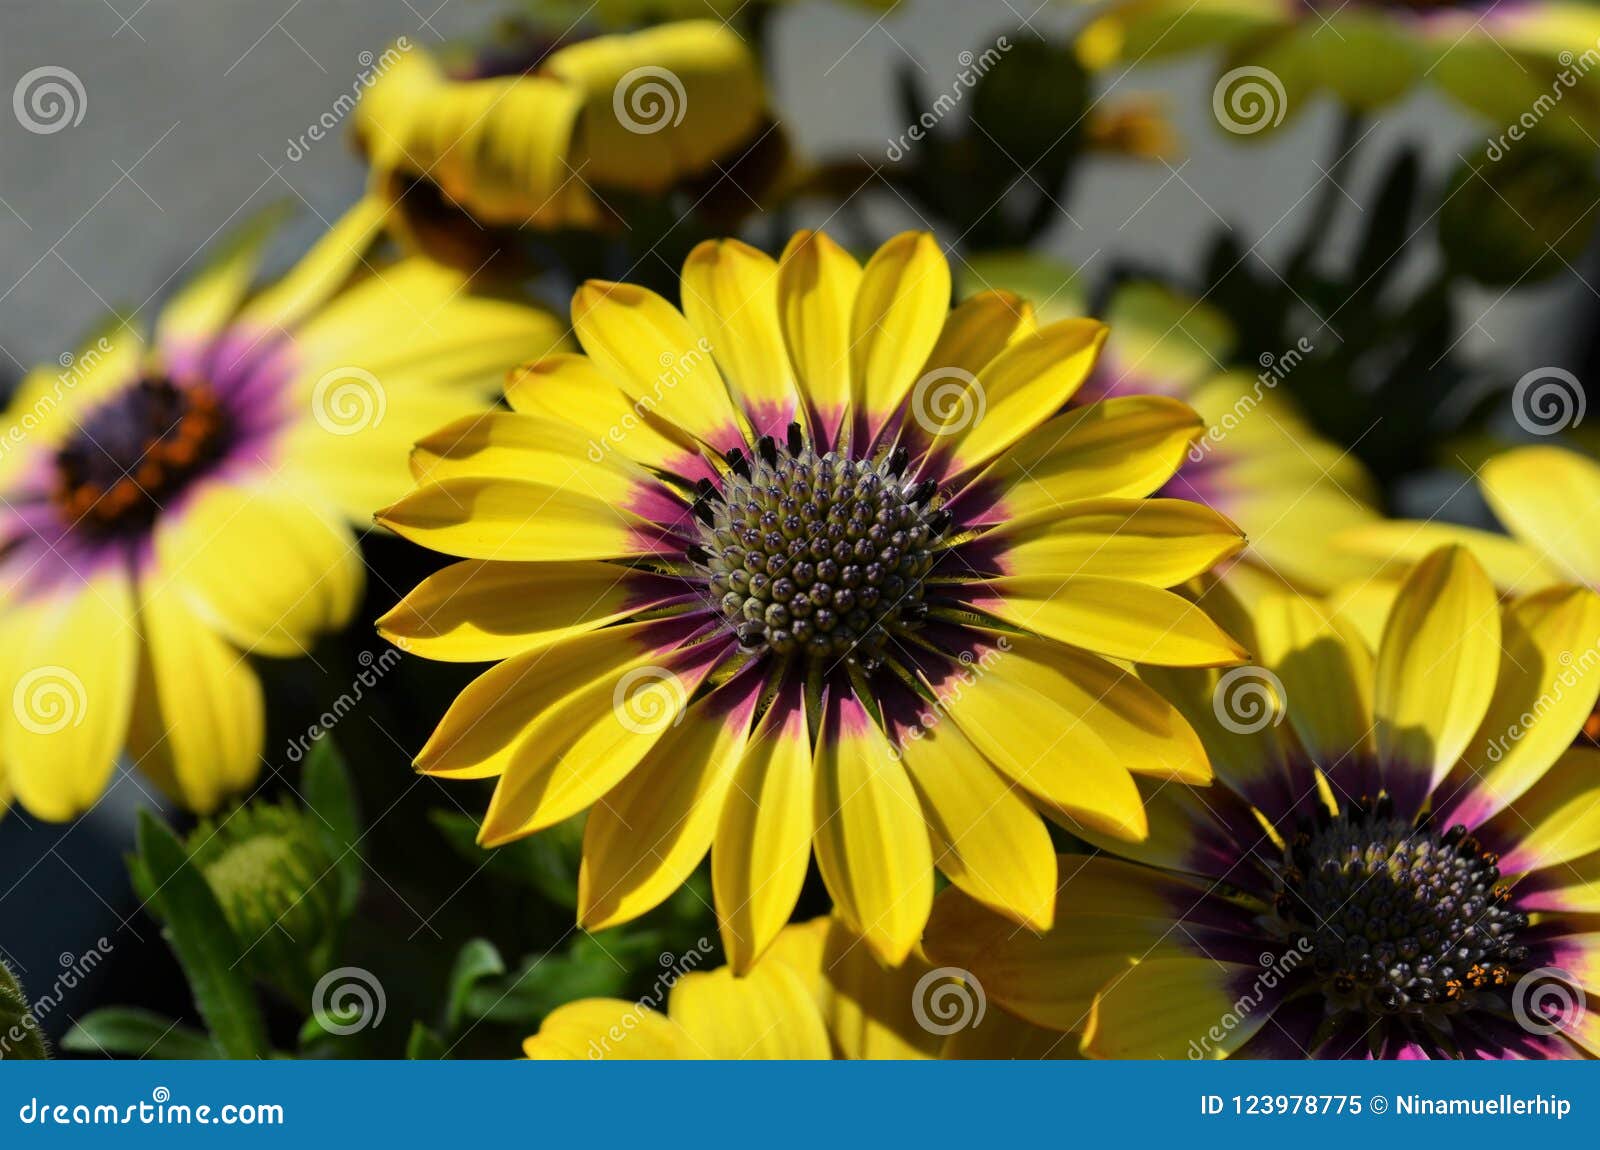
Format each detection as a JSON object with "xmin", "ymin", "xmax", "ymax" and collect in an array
[
  {"xmin": 53, "ymin": 376, "xmax": 232, "ymax": 537},
  {"xmin": 687, "ymin": 423, "xmax": 948, "ymax": 666}
]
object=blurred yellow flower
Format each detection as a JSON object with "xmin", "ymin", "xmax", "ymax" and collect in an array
[
  {"xmin": 354, "ymin": 21, "xmax": 790, "ymax": 263},
  {"xmin": 522, "ymin": 915, "xmax": 1066, "ymax": 1059},
  {"xmin": 0, "ymin": 198, "xmax": 565, "ymax": 821},
  {"xmin": 1078, "ymin": 0, "xmax": 1600, "ymax": 139}
]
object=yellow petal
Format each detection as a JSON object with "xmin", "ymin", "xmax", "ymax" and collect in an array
[
  {"xmin": 505, "ymin": 353, "xmax": 695, "ymax": 473},
  {"xmin": 1482, "ymin": 446, "xmax": 1600, "ymax": 586},
  {"xmin": 477, "ymin": 641, "xmax": 725, "ymax": 843},
  {"xmin": 925, "ymin": 855, "xmax": 1205, "ymax": 1034},
  {"xmin": 1335, "ymin": 518, "xmax": 1559, "ymax": 598},
  {"xmin": 129, "ymin": 577, "xmax": 262, "ymax": 814},
  {"xmin": 375, "ymin": 475, "xmax": 654, "ymax": 562},
  {"xmin": 1254, "ymin": 591, "xmax": 1374, "ymax": 765},
  {"xmin": 1083, "ymin": 957, "xmax": 1270, "ymax": 1059},
  {"xmin": 1374, "ymin": 545, "xmax": 1500, "ymax": 797},
  {"xmin": 1449, "ymin": 585, "xmax": 1600, "ymax": 823},
  {"xmin": 935, "ymin": 633, "xmax": 1151, "ymax": 839},
  {"xmin": 894, "ymin": 712, "xmax": 1057, "ymax": 931},
  {"xmin": 818, "ymin": 918, "xmax": 943, "ymax": 1060},
  {"xmin": 974, "ymin": 576, "xmax": 1247, "ymax": 667},
  {"xmin": 777, "ymin": 230, "xmax": 860, "ymax": 438},
  {"xmin": 2, "ymin": 574, "xmax": 137, "ymax": 821},
  {"xmin": 850, "ymin": 232, "xmax": 950, "ymax": 438},
  {"xmin": 714, "ymin": 686, "xmax": 814, "ymax": 973},
  {"xmin": 920, "ymin": 290, "xmax": 1034, "ymax": 381},
  {"xmin": 812, "ymin": 695, "xmax": 934, "ymax": 966},
  {"xmin": 979, "ymin": 395, "xmax": 1204, "ymax": 518},
  {"xmin": 985, "ymin": 498, "xmax": 1245, "ymax": 587},
  {"xmin": 939, "ymin": 1007, "xmax": 1075, "ymax": 1059},
  {"xmin": 680, "ymin": 239, "xmax": 798, "ymax": 434},
  {"xmin": 377, "ymin": 560, "xmax": 675, "ymax": 664},
  {"xmin": 573, "ymin": 280, "xmax": 744, "ymax": 449},
  {"xmin": 668, "ymin": 962, "xmax": 832, "ymax": 1060},
  {"xmin": 155, "ymin": 481, "xmax": 360, "ymax": 658},
  {"xmin": 415, "ymin": 620, "xmax": 663, "ymax": 780},
  {"xmin": 938, "ymin": 318, "xmax": 1108, "ymax": 478},
  {"xmin": 577, "ymin": 679, "xmax": 758, "ymax": 931},
  {"xmin": 1489, "ymin": 747, "xmax": 1600, "ymax": 874},
  {"xmin": 523, "ymin": 999, "xmax": 694, "ymax": 1060}
]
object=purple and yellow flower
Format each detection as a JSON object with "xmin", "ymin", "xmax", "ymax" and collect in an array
[
  {"xmin": 0, "ymin": 199, "xmax": 565, "ymax": 821},
  {"xmin": 378, "ymin": 229, "xmax": 1250, "ymax": 970},
  {"xmin": 966, "ymin": 255, "xmax": 1380, "ymax": 593},
  {"xmin": 927, "ymin": 545, "xmax": 1600, "ymax": 1058},
  {"xmin": 1077, "ymin": 0, "xmax": 1600, "ymax": 139}
]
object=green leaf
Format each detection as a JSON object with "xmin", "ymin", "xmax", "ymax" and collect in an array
[
  {"xmin": 430, "ymin": 810, "xmax": 582, "ymax": 908},
  {"xmin": 446, "ymin": 939, "xmax": 505, "ymax": 1032},
  {"xmin": 63, "ymin": 1009, "xmax": 219, "ymax": 1060},
  {"xmin": 406, "ymin": 1021, "xmax": 447, "ymax": 1060},
  {"xmin": 0, "ymin": 960, "xmax": 48, "ymax": 1059},
  {"xmin": 463, "ymin": 932, "xmax": 658, "ymax": 1027},
  {"xmin": 136, "ymin": 811, "xmax": 268, "ymax": 1059},
  {"xmin": 302, "ymin": 735, "xmax": 362, "ymax": 919}
]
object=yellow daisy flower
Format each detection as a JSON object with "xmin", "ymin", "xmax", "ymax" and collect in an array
[
  {"xmin": 354, "ymin": 21, "xmax": 787, "ymax": 263},
  {"xmin": 522, "ymin": 914, "xmax": 1067, "ymax": 1059},
  {"xmin": 1335, "ymin": 445, "xmax": 1600, "ymax": 641},
  {"xmin": 928, "ymin": 546, "xmax": 1600, "ymax": 1059},
  {"xmin": 523, "ymin": 917, "xmax": 919, "ymax": 1060},
  {"xmin": 378, "ymin": 229, "xmax": 1249, "ymax": 969},
  {"xmin": 965, "ymin": 255, "xmax": 1380, "ymax": 592},
  {"xmin": 1078, "ymin": 0, "xmax": 1600, "ymax": 139},
  {"xmin": 0, "ymin": 199, "xmax": 565, "ymax": 821}
]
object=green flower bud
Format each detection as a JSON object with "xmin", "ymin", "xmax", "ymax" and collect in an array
[{"xmin": 0, "ymin": 960, "xmax": 48, "ymax": 1060}]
